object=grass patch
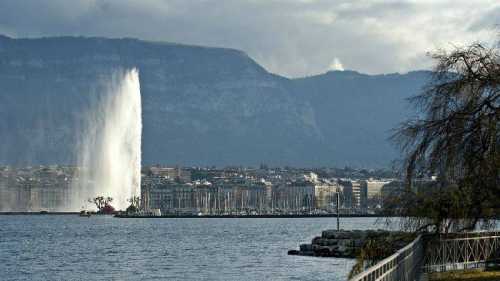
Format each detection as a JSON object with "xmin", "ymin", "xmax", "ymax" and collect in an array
[{"xmin": 429, "ymin": 269, "xmax": 500, "ymax": 281}]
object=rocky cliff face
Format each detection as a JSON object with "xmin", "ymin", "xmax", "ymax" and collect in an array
[{"xmin": 0, "ymin": 35, "xmax": 430, "ymax": 167}]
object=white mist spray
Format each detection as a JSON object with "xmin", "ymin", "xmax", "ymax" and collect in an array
[{"xmin": 71, "ymin": 69, "xmax": 142, "ymax": 211}]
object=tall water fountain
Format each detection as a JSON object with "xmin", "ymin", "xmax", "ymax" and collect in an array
[{"xmin": 71, "ymin": 68, "xmax": 142, "ymax": 211}]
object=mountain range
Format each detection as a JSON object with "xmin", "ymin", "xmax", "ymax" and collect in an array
[{"xmin": 0, "ymin": 35, "xmax": 430, "ymax": 167}]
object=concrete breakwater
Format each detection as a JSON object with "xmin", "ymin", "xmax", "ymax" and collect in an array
[
  {"xmin": 115, "ymin": 213, "xmax": 384, "ymax": 218},
  {"xmin": 288, "ymin": 229, "xmax": 410, "ymax": 258}
]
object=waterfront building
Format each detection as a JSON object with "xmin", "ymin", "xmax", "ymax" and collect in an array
[
  {"xmin": 147, "ymin": 166, "xmax": 191, "ymax": 182},
  {"xmin": 364, "ymin": 179, "xmax": 392, "ymax": 208},
  {"xmin": 142, "ymin": 175, "xmax": 271, "ymax": 215},
  {"xmin": 271, "ymin": 180, "xmax": 315, "ymax": 213},
  {"xmin": 337, "ymin": 179, "xmax": 353, "ymax": 208},
  {"xmin": 351, "ymin": 180, "xmax": 368, "ymax": 210},
  {"xmin": 337, "ymin": 179, "xmax": 367, "ymax": 211},
  {"xmin": 141, "ymin": 177, "xmax": 196, "ymax": 214},
  {"xmin": 313, "ymin": 180, "xmax": 340, "ymax": 211},
  {"xmin": 0, "ymin": 166, "xmax": 73, "ymax": 211}
]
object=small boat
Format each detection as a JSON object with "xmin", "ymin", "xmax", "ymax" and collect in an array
[{"xmin": 79, "ymin": 210, "xmax": 91, "ymax": 217}]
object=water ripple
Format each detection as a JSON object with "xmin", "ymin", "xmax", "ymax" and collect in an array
[{"xmin": 0, "ymin": 216, "xmax": 383, "ymax": 280}]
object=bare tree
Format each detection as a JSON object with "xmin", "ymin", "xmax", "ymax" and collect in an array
[
  {"xmin": 88, "ymin": 196, "xmax": 114, "ymax": 213},
  {"xmin": 391, "ymin": 42, "xmax": 500, "ymax": 233},
  {"xmin": 127, "ymin": 196, "xmax": 141, "ymax": 208},
  {"xmin": 126, "ymin": 196, "xmax": 141, "ymax": 214}
]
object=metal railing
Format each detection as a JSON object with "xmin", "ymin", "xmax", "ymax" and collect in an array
[
  {"xmin": 423, "ymin": 231, "xmax": 500, "ymax": 273},
  {"xmin": 349, "ymin": 235, "xmax": 424, "ymax": 281}
]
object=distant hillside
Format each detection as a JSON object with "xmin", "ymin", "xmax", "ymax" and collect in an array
[
  {"xmin": 291, "ymin": 70, "xmax": 429, "ymax": 166},
  {"xmin": 0, "ymin": 35, "xmax": 430, "ymax": 167}
]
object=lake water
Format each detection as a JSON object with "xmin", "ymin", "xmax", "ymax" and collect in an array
[{"xmin": 0, "ymin": 216, "xmax": 387, "ymax": 281}]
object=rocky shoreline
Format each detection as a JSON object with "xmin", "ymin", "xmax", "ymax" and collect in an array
[{"xmin": 288, "ymin": 229, "xmax": 411, "ymax": 258}]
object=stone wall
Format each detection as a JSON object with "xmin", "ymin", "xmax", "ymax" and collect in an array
[{"xmin": 288, "ymin": 229, "xmax": 410, "ymax": 258}]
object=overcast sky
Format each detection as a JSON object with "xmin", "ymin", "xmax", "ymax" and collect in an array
[{"xmin": 0, "ymin": 0, "xmax": 498, "ymax": 77}]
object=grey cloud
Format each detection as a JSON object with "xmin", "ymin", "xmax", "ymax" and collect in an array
[
  {"xmin": 0, "ymin": 0, "xmax": 498, "ymax": 77},
  {"xmin": 469, "ymin": 5, "xmax": 500, "ymax": 32}
]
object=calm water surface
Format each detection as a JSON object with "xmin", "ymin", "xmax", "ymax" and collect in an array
[{"xmin": 0, "ymin": 216, "xmax": 386, "ymax": 281}]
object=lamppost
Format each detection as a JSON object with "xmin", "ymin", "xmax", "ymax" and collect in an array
[{"xmin": 336, "ymin": 188, "xmax": 340, "ymax": 231}]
